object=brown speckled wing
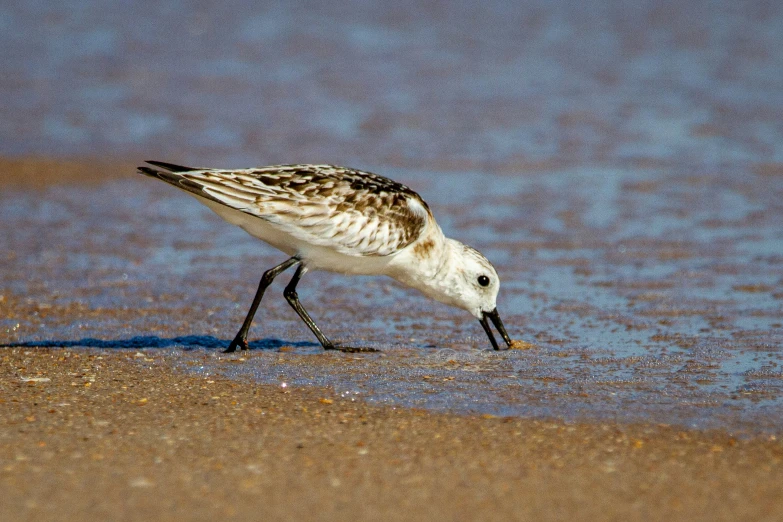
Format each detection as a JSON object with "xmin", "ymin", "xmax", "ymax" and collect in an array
[{"xmin": 163, "ymin": 164, "xmax": 430, "ymax": 257}]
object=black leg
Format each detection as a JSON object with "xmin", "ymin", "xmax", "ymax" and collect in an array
[
  {"xmin": 225, "ymin": 257, "xmax": 299, "ymax": 353},
  {"xmin": 282, "ymin": 266, "xmax": 379, "ymax": 353},
  {"xmin": 283, "ymin": 265, "xmax": 336, "ymax": 350}
]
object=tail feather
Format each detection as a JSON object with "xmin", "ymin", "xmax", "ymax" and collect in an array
[
  {"xmin": 137, "ymin": 164, "xmax": 222, "ymax": 205},
  {"xmin": 145, "ymin": 160, "xmax": 198, "ymax": 172}
]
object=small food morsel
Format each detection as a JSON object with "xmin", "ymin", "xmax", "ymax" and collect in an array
[{"xmin": 509, "ymin": 339, "xmax": 536, "ymax": 350}]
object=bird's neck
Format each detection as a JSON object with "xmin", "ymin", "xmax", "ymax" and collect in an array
[{"xmin": 388, "ymin": 225, "xmax": 464, "ymax": 307}]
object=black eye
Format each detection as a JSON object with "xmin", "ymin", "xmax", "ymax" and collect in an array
[{"xmin": 477, "ymin": 275, "xmax": 490, "ymax": 287}]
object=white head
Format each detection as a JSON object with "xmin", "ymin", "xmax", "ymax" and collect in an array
[
  {"xmin": 417, "ymin": 239, "xmax": 513, "ymax": 350},
  {"xmin": 441, "ymin": 242, "xmax": 501, "ymax": 317}
]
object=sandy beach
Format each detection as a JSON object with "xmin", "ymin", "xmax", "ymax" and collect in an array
[
  {"xmin": 2, "ymin": 152, "xmax": 783, "ymax": 520},
  {"xmin": 3, "ymin": 2, "xmax": 783, "ymax": 516},
  {"xmin": 3, "ymin": 346, "xmax": 783, "ymax": 521}
]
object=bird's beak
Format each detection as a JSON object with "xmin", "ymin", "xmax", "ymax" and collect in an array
[{"xmin": 479, "ymin": 308, "xmax": 512, "ymax": 351}]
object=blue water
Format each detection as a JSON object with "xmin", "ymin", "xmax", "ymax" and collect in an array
[
  {"xmin": 2, "ymin": 1, "xmax": 783, "ymax": 167},
  {"xmin": 1, "ymin": 0, "xmax": 782, "ymax": 433}
]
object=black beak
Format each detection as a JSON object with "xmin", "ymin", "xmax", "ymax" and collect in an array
[{"xmin": 479, "ymin": 308, "xmax": 512, "ymax": 351}]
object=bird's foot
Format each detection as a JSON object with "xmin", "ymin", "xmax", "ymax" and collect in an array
[{"xmin": 224, "ymin": 336, "xmax": 249, "ymax": 353}]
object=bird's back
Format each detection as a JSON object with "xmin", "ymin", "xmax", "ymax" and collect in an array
[{"xmin": 138, "ymin": 162, "xmax": 432, "ymax": 258}]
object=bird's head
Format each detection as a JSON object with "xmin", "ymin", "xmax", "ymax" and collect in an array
[{"xmin": 428, "ymin": 240, "xmax": 513, "ymax": 350}]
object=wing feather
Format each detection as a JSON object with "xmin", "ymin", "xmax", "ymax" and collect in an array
[{"xmin": 140, "ymin": 163, "xmax": 430, "ymax": 257}]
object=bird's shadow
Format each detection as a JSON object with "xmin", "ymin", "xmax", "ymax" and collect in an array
[{"xmin": 0, "ymin": 335, "xmax": 319, "ymax": 351}]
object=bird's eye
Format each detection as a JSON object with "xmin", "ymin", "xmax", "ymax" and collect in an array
[{"xmin": 477, "ymin": 275, "xmax": 490, "ymax": 287}]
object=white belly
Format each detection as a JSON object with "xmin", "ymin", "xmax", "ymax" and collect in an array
[{"xmin": 195, "ymin": 194, "xmax": 396, "ymax": 276}]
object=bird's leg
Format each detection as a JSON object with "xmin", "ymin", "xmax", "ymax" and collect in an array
[
  {"xmin": 282, "ymin": 265, "xmax": 336, "ymax": 350},
  {"xmin": 225, "ymin": 257, "xmax": 299, "ymax": 353},
  {"xmin": 283, "ymin": 266, "xmax": 379, "ymax": 353}
]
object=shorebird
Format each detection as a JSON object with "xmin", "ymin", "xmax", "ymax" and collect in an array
[{"xmin": 138, "ymin": 161, "xmax": 513, "ymax": 352}]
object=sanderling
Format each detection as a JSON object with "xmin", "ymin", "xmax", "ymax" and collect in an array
[{"xmin": 138, "ymin": 161, "xmax": 512, "ymax": 352}]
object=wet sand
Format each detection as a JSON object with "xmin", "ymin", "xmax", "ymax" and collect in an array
[
  {"xmin": 3, "ymin": 347, "xmax": 783, "ymax": 522},
  {"xmin": 3, "ymin": 1, "xmax": 783, "ymax": 517},
  {"xmin": 0, "ymin": 156, "xmax": 135, "ymax": 188},
  {"xmin": 2, "ymin": 157, "xmax": 783, "ymax": 520},
  {"xmin": 4, "ymin": 155, "xmax": 782, "ymax": 433}
]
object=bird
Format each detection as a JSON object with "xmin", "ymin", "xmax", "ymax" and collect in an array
[{"xmin": 138, "ymin": 161, "xmax": 513, "ymax": 353}]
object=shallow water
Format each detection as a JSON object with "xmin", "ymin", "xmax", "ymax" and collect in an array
[
  {"xmin": 1, "ymin": 1, "xmax": 782, "ymax": 433},
  {"xmin": 2, "ymin": 167, "xmax": 781, "ymax": 434}
]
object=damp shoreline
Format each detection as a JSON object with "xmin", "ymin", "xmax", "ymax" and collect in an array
[{"xmin": 2, "ymin": 156, "xmax": 782, "ymax": 436}]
